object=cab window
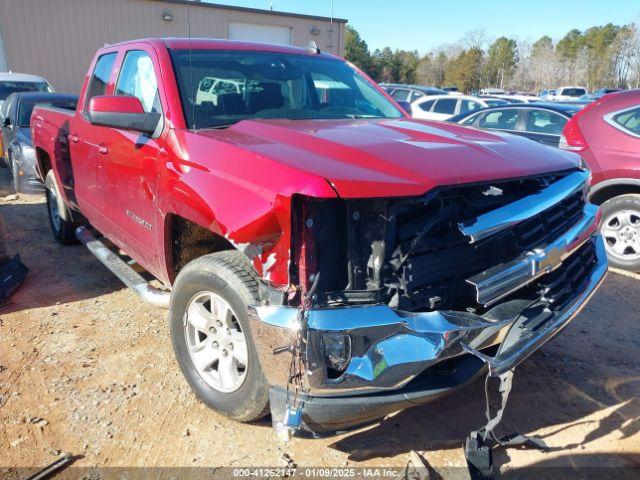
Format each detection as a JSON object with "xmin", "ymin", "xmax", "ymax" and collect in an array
[
  {"xmin": 115, "ymin": 50, "xmax": 161, "ymax": 113},
  {"xmin": 85, "ymin": 52, "xmax": 117, "ymax": 107}
]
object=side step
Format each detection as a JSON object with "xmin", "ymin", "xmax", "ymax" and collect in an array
[{"xmin": 75, "ymin": 227, "xmax": 170, "ymax": 309}]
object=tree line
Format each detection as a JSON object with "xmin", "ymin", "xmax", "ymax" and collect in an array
[{"xmin": 345, "ymin": 23, "xmax": 640, "ymax": 93}]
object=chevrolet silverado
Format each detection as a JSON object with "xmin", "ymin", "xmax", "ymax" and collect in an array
[{"xmin": 31, "ymin": 38, "xmax": 607, "ymax": 436}]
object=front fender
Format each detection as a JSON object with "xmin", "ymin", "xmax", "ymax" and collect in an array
[{"xmin": 157, "ymin": 128, "xmax": 337, "ymax": 289}]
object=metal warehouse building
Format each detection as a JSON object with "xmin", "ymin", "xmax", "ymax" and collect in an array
[{"xmin": 0, "ymin": 0, "xmax": 346, "ymax": 93}]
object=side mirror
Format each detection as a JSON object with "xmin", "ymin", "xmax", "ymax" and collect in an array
[{"xmin": 88, "ymin": 95, "xmax": 160, "ymax": 135}]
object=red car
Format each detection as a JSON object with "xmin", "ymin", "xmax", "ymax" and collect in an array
[
  {"xmin": 32, "ymin": 38, "xmax": 606, "ymax": 437},
  {"xmin": 560, "ymin": 90, "xmax": 640, "ymax": 271}
]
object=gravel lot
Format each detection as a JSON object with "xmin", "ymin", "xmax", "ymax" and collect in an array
[{"xmin": 0, "ymin": 169, "xmax": 639, "ymax": 477}]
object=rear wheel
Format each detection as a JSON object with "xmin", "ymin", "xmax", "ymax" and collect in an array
[
  {"xmin": 45, "ymin": 170, "xmax": 77, "ymax": 245},
  {"xmin": 600, "ymin": 194, "xmax": 640, "ymax": 272},
  {"xmin": 169, "ymin": 251, "xmax": 269, "ymax": 422}
]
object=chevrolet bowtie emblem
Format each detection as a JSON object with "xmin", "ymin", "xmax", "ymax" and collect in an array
[{"xmin": 483, "ymin": 186, "xmax": 503, "ymax": 197}]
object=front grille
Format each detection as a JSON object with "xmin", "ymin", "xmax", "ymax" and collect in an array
[
  {"xmin": 398, "ymin": 188, "xmax": 585, "ymax": 311},
  {"xmin": 540, "ymin": 238, "xmax": 597, "ymax": 310}
]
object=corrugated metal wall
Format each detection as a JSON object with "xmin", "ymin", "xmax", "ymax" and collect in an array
[{"xmin": 0, "ymin": 0, "xmax": 345, "ymax": 92}]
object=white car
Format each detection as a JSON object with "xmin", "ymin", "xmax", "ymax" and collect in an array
[
  {"xmin": 0, "ymin": 72, "xmax": 53, "ymax": 110},
  {"xmin": 493, "ymin": 94, "xmax": 540, "ymax": 104},
  {"xmin": 549, "ymin": 86, "xmax": 588, "ymax": 102},
  {"xmin": 410, "ymin": 94, "xmax": 508, "ymax": 121}
]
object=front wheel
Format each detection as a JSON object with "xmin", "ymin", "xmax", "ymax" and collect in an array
[
  {"xmin": 45, "ymin": 170, "xmax": 78, "ymax": 245},
  {"xmin": 600, "ymin": 194, "xmax": 640, "ymax": 272},
  {"xmin": 169, "ymin": 251, "xmax": 269, "ymax": 422}
]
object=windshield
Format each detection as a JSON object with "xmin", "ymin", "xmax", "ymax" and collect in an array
[
  {"xmin": 169, "ymin": 49, "xmax": 403, "ymax": 129},
  {"xmin": 18, "ymin": 98, "xmax": 77, "ymax": 127},
  {"xmin": 0, "ymin": 81, "xmax": 51, "ymax": 101}
]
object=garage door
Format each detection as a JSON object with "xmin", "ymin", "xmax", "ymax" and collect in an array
[{"xmin": 228, "ymin": 22, "xmax": 292, "ymax": 45}]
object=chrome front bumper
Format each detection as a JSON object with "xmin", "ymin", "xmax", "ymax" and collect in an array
[{"xmin": 249, "ymin": 201, "xmax": 607, "ymax": 397}]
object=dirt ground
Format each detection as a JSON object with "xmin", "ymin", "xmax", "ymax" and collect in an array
[{"xmin": 0, "ymin": 168, "xmax": 639, "ymax": 477}]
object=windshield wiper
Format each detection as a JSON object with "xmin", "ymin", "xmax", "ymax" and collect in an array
[{"xmin": 203, "ymin": 120, "xmax": 242, "ymax": 129}]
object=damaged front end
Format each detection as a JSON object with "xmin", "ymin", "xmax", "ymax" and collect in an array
[{"xmin": 249, "ymin": 168, "xmax": 608, "ymax": 436}]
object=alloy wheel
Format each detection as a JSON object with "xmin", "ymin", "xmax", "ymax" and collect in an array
[
  {"xmin": 601, "ymin": 209, "xmax": 640, "ymax": 262},
  {"xmin": 183, "ymin": 291, "xmax": 248, "ymax": 393}
]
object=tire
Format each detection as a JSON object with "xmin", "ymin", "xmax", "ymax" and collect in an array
[
  {"xmin": 9, "ymin": 153, "xmax": 20, "ymax": 194},
  {"xmin": 169, "ymin": 250, "xmax": 269, "ymax": 422},
  {"xmin": 45, "ymin": 170, "xmax": 77, "ymax": 245},
  {"xmin": 599, "ymin": 194, "xmax": 640, "ymax": 272}
]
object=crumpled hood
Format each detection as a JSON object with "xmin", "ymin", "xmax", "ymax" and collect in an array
[{"xmin": 202, "ymin": 118, "xmax": 581, "ymax": 198}]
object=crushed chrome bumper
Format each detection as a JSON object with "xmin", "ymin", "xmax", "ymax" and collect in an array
[{"xmin": 248, "ymin": 200, "xmax": 607, "ymax": 433}]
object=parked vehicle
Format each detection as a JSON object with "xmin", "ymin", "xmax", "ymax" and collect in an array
[
  {"xmin": 1, "ymin": 92, "xmax": 77, "ymax": 192},
  {"xmin": 580, "ymin": 88, "xmax": 623, "ymax": 102},
  {"xmin": 479, "ymin": 88, "xmax": 505, "ymax": 95},
  {"xmin": 380, "ymin": 83, "xmax": 447, "ymax": 113},
  {"xmin": 411, "ymin": 94, "xmax": 508, "ymax": 120},
  {"xmin": 449, "ymin": 103, "xmax": 581, "ymax": 147},
  {"xmin": 539, "ymin": 89, "xmax": 556, "ymax": 100},
  {"xmin": 560, "ymin": 90, "xmax": 640, "ymax": 271},
  {"xmin": 551, "ymin": 86, "xmax": 588, "ymax": 102},
  {"xmin": 442, "ymin": 85, "xmax": 462, "ymax": 95},
  {"xmin": 32, "ymin": 38, "xmax": 607, "ymax": 437},
  {"xmin": 0, "ymin": 73, "xmax": 53, "ymax": 110},
  {"xmin": 495, "ymin": 94, "xmax": 540, "ymax": 103}
]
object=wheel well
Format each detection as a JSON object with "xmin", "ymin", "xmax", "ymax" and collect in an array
[
  {"xmin": 589, "ymin": 183, "xmax": 640, "ymax": 206},
  {"xmin": 168, "ymin": 215, "xmax": 235, "ymax": 282},
  {"xmin": 35, "ymin": 147, "xmax": 52, "ymax": 180}
]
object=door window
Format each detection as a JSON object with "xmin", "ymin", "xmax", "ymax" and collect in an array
[
  {"xmin": 478, "ymin": 109, "xmax": 518, "ymax": 131},
  {"xmin": 526, "ymin": 110, "xmax": 566, "ymax": 135},
  {"xmin": 115, "ymin": 50, "xmax": 161, "ymax": 113},
  {"xmin": 461, "ymin": 112, "xmax": 482, "ymax": 125},
  {"xmin": 459, "ymin": 99, "xmax": 482, "ymax": 114},
  {"xmin": 418, "ymin": 99, "xmax": 435, "ymax": 111},
  {"xmin": 410, "ymin": 91, "xmax": 424, "ymax": 102},
  {"xmin": 611, "ymin": 107, "xmax": 640, "ymax": 136},
  {"xmin": 432, "ymin": 98, "xmax": 457, "ymax": 115},
  {"xmin": 85, "ymin": 52, "xmax": 117, "ymax": 107},
  {"xmin": 391, "ymin": 89, "xmax": 410, "ymax": 102}
]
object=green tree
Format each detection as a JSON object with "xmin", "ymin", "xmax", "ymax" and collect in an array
[
  {"xmin": 556, "ymin": 29, "xmax": 584, "ymax": 59},
  {"xmin": 485, "ymin": 37, "xmax": 518, "ymax": 88},
  {"xmin": 532, "ymin": 35, "xmax": 553, "ymax": 57},
  {"xmin": 344, "ymin": 25, "xmax": 373, "ymax": 74},
  {"xmin": 445, "ymin": 48, "xmax": 484, "ymax": 92}
]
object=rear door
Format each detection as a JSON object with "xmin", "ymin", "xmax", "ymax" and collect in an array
[
  {"xmin": 69, "ymin": 50, "xmax": 119, "ymax": 219},
  {"xmin": 100, "ymin": 45, "xmax": 166, "ymax": 271}
]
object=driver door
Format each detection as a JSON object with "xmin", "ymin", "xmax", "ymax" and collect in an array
[{"xmin": 99, "ymin": 46, "xmax": 166, "ymax": 272}]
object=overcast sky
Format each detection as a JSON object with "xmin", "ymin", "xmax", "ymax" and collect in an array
[{"xmin": 207, "ymin": 0, "xmax": 640, "ymax": 52}]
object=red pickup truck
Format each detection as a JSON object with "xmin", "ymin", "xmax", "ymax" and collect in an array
[{"xmin": 32, "ymin": 38, "xmax": 607, "ymax": 437}]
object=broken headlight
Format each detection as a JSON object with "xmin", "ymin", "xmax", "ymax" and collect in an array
[
  {"xmin": 290, "ymin": 195, "xmax": 348, "ymax": 297},
  {"xmin": 322, "ymin": 332, "xmax": 352, "ymax": 375}
]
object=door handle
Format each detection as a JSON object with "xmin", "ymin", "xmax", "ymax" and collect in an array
[
  {"xmin": 98, "ymin": 145, "xmax": 108, "ymax": 155},
  {"xmin": 69, "ymin": 134, "xmax": 79, "ymax": 143}
]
